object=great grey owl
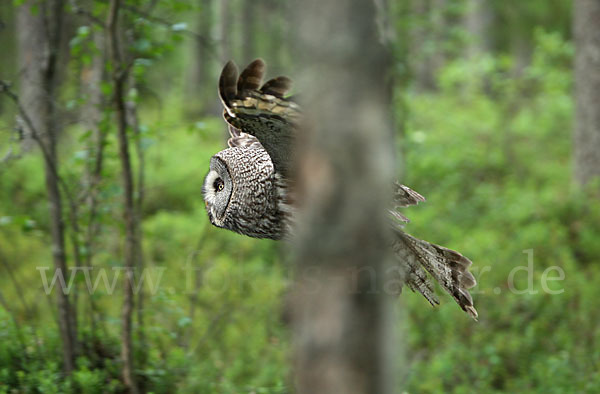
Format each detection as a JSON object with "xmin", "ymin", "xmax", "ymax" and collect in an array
[{"xmin": 202, "ymin": 59, "xmax": 478, "ymax": 319}]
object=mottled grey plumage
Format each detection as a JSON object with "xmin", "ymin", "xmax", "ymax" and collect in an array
[
  {"xmin": 202, "ymin": 59, "xmax": 478, "ymax": 319},
  {"xmin": 202, "ymin": 146, "xmax": 290, "ymax": 240},
  {"xmin": 219, "ymin": 59, "xmax": 300, "ymax": 179}
]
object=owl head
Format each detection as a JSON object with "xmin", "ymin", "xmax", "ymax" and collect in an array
[{"xmin": 202, "ymin": 146, "xmax": 286, "ymax": 239}]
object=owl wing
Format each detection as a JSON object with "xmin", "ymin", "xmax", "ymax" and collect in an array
[
  {"xmin": 390, "ymin": 182, "xmax": 426, "ymax": 223},
  {"xmin": 217, "ymin": 59, "xmax": 478, "ymax": 320},
  {"xmin": 388, "ymin": 184, "xmax": 477, "ymax": 319},
  {"xmin": 218, "ymin": 59, "xmax": 301, "ymax": 179},
  {"xmin": 393, "ymin": 229, "xmax": 478, "ymax": 320}
]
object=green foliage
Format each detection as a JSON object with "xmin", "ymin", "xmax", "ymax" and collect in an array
[
  {"xmin": 400, "ymin": 31, "xmax": 600, "ymax": 393},
  {"xmin": 1, "ymin": 1, "xmax": 598, "ymax": 393}
]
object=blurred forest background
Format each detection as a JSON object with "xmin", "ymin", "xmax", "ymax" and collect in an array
[{"xmin": 1, "ymin": 0, "xmax": 600, "ymax": 392}]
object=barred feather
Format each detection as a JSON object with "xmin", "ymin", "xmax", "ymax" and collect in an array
[
  {"xmin": 237, "ymin": 59, "xmax": 265, "ymax": 93},
  {"xmin": 218, "ymin": 59, "xmax": 301, "ymax": 179},
  {"xmin": 219, "ymin": 61, "xmax": 239, "ymax": 105},
  {"xmin": 260, "ymin": 76, "xmax": 293, "ymax": 98},
  {"xmin": 393, "ymin": 182, "xmax": 426, "ymax": 207},
  {"xmin": 390, "ymin": 183, "xmax": 426, "ymax": 223},
  {"xmin": 213, "ymin": 59, "xmax": 479, "ymax": 320},
  {"xmin": 394, "ymin": 229, "xmax": 478, "ymax": 320}
]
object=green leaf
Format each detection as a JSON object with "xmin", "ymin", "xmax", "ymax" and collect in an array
[
  {"xmin": 171, "ymin": 22, "xmax": 187, "ymax": 32},
  {"xmin": 100, "ymin": 81, "xmax": 113, "ymax": 96},
  {"xmin": 177, "ymin": 317, "xmax": 192, "ymax": 328},
  {"xmin": 79, "ymin": 130, "xmax": 93, "ymax": 143},
  {"xmin": 77, "ymin": 25, "xmax": 90, "ymax": 37}
]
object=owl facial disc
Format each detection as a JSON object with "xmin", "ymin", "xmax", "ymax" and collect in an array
[{"xmin": 202, "ymin": 157, "xmax": 233, "ymax": 227}]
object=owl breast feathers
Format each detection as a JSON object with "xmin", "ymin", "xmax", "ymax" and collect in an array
[{"xmin": 202, "ymin": 59, "xmax": 478, "ymax": 320}]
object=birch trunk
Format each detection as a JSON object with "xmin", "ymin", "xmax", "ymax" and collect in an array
[
  {"xmin": 292, "ymin": 0, "xmax": 397, "ymax": 392},
  {"xmin": 573, "ymin": 0, "xmax": 600, "ymax": 186}
]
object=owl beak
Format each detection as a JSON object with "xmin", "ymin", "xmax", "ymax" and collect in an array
[{"xmin": 205, "ymin": 200, "xmax": 209, "ymax": 208}]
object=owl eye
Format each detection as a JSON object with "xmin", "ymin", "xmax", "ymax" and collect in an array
[{"xmin": 213, "ymin": 178, "xmax": 225, "ymax": 192}]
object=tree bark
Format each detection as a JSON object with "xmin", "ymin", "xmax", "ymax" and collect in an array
[
  {"xmin": 241, "ymin": 0, "xmax": 256, "ymax": 65},
  {"xmin": 409, "ymin": 0, "xmax": 436, "ymax": 91},
  {"xmin": 0, "ymin": 0, "xmax": 17, "ymax": 114},
  {"xmin": 127, "ymin": 80, "xmax": 147, "ymax": 370},
  {"xmin": 16, "ymin": 1, "xmax": 46, "ymax": 151},
  {"xmin": 186, "ymin": 0, "xmax": 215, "ymax": 114},
  {"xmin": 463, "ymin": 0, "xmax": 493, "ymax": 59},
  {"xmin": 81, "ymin": 25, "xmax": 107, "ymax": 355},
  {"xmin": 106, "ymin": 0, "xmax": 139, "ymax": 392},
  {"xmin": 430, "ymin": 0, "xmax": 447, "ymax": 77},
  {"xmin": 82, "ymin": 28, "xmax": 107, "ymax": 258},
  {"xmin": 573, "ymin": 0, "xmax": 600, "ymax": 187},
  {"xmin": 291, "ymin": 1, "xmax": 397, "ymax": 393},
  {"xmin": 219, "ymin": 0, "xmax": 231, "ymax": 63},
  {"xmin": 261, "ymin": 0, "xmax": 285, "ymax": 75},
  {"xmin": 16, "ymin": 0, "xmax": 76, "ymax": 374}
]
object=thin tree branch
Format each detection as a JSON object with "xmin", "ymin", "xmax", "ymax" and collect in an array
[
  {"xmin": 0, "ymin": 82, "xmax": 82, "ymax": 244},
  {"xmin": 106, "ymin": 0, "xmax": 139, "ymax": 391},
  {"xmin": 69, "ymin": 0, "xmax": 105, "ymax": 27},
  {"xmin": 122, "ymin": 3, "xmax": 207, "ymax": 41},
  {"xmin": 0, "ymin": 81, "xmax": 75, "ymax": 207},
  {"xmin": 97, "ymin": 0, "xmax": 219, "ymax": 58},
  {"xmin": 0, "ymin": 81, "xmax": 85, "ymax": 277}
]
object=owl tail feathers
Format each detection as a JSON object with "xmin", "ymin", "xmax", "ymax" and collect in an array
[
  {"xmin": 218, "ymin": 59, "xmax": 294, "ymax": 107},
  {"xmin": 392, "ymin": 229, "xmax": 478, "ymax": 320}
]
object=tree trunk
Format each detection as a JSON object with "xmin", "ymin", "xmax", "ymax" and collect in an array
[
  {"xmin": 127, "ymin": 80, "xmax": 147, "ymax": 370},
  {"xmin": 430, "ymin": 0, "xmax": 447, "ymax": 76},
  {"xmin": 106, "ymin": 0, "xmax": 139, "ymax": 392},
  {"xmin": 262, "ymin": 0, "xmax": 285, "ymax": 75},
  {"xmin": 463, "ymin": 0, "xmax": 493, "ymax": 59},
  {"xmin": 198, "ymin": 0, "xmax": 213, "ymax": 83},
  {"xmin": 216, "ymin": 0, "xmax": 233, "ymax": 125},
  {"xmin": 291, "ymin": 1, "xmax": 397, "ymax": 393},
  {"xmin": 82, "ymin": 28, "xmax": 107, "ymax": 257},
  {"xmin": 81, "ymin": 26, "xmax": 107, "ymax": 355},
  {"xmin": 186, "ymin": 0, "xmax": 215, "ymax": 114},
  {"xmin": 16, "ymin": 0, "xmax": 76, "ymax": 374},
  {"xmin": 510, "ymin": 28, "xmax": 531, "ymax": 76},
  {"xmin": 241, "ymin": 0, "xmax": 256, "ymax": 65},
  {"xmin": 219, "ymin": 0, "xmax": 231, "ymax": 63},
  {"xmin": 16, "ymin": 1, "xmax": 45, "ymax": 152},
  {"xmin": 0, "ymin": 0, "xmax": 17, "ymax": 114},
  {"xmin": 573, "ymin": 0, "xmax": 600, "ymax": 187},
  {"xmin": 409, "ymin": 0, "xmax": 436, "ymax": 91}
]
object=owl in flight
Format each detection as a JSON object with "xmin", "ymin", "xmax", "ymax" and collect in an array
[{"xmin": 202, "ymin": 59, "xmax": 478, "ymax": 319}]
